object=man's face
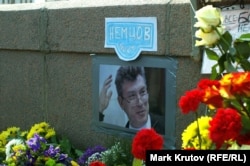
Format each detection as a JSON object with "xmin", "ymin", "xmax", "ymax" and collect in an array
[{"xmin": 118, "ymin": 75, "xmax": 149, "ymax": 128}]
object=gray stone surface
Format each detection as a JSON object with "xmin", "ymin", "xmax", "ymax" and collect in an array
[
  {"xmin": 0, "ymin": 0, "xmax": 193, "ymax": 56},
  {"xmin": 0, "ymin": 51, "xmax": 45, "ymax": 128},
  {"xmin": 0, "ymin": 0, "xmax": 206, "ymax": 149},
  {"xmin": 0, "ymin": 10, "xmax": 40, "ymax": 50}
]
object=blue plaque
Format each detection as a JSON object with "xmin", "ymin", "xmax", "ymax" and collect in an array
[{"xmin": 105, "ymin": 17, "xmax": 157, "ymax": 61}]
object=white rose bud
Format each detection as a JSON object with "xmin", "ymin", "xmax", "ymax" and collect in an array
[{"xmin": 194, "ymin": 5, "xmax": 223, "ymax": 33}]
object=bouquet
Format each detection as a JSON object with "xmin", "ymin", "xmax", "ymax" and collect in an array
[
  {"xmin": 179, "ymin": 72, "xmax": 250, "ymax": 149},
  {"xmin": 0, "ymin": 122, "xmax": 80, "ymax": 166},
  {"xmin": 0, "ymin": 122, "xmax": 134, "ymax": 166},
  {"xmin": 179, "ymin": 5, "xmax": 250, "ymax": 150},
  {"xmin": 193, "ymin": 5, "xmax": 250, "ymax": 79}
]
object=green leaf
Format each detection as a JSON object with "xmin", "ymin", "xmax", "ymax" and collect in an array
[
  {"xmin": 218, "ymin": 31, "xmax": 232, "ymax": 52},
  {"xmin": 210, "ymin": 64, "xmax": 219, "ymax": 80},
  {"xmin": 242, "ymin": 115, "xmax": 250, "ymax": 131},
  {"xmin": 59, "ymin": 137, "xmax": 72, "ymax": 153},
  {"xmin": 234, "ymin": 40, "xmax": 250, "ymax": 71},
  {"xmin": 74, "ymin": 149, "xmax": 83, "ymax": 157},
  {"xmin": 236, "ymin": 33, "xmax": 250, "ymax": 42},
  {"xmin": 239, "ymin": 58, "xmax": 250, "ymax": 71},
  {"xmin": 55, "ymin": 164, "xmax": 65, "ymax": 166},
  {"xmin": 205, "ymin": 48, "xmax": 219, "ymax": 60},
  {"xmin": 218, "ymin": 54, "xmax": 226, "ymax": 74},
  {"xmin": 243, "ymin": 98, "xmax": 250, "ymax": 115},
  {"xmin": 45, "ymin": 158, "xmax": 56, "ymax": 166},
  {"xmin": 235, "ymin": 41, "xmax": 250, "ymax": 58},
  {"xmin": 229, "ymin": 99, "xmax": 242, "ymax": 111},
  {"xmin": 49, "ymin": 135, "xmax": 58, "ymax": 144},
  {"xmin": 223, "ymin": 31, "xmax": 233, "ymax": 43},
  {"xmin": 224, "ymin": 61, "xmax": 237, "ymax": 72}
]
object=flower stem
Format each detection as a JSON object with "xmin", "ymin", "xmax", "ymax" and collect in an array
[
  {"xmin": 195, "ymin": 111, "xmax": 202, "ymax": 150},
  {"xmin": 214, "ymin": 27, "xmax": 231, "ymax": 49},
  {"xmin": 216, "ymin": 43, "xmax": 225, "ymax": 56}
]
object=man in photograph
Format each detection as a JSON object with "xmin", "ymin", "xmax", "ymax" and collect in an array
[{"xmin": 99, "ymin": 66, "xmax": 165, "ymax": 135}]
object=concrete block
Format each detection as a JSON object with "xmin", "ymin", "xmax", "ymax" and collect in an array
[
  {"xmin": 0, "ymin": 0, "xmax": 193, "ymax": 56},
  {"xmin": 0, "ymin": 51, "xmax": 45, "ymax": 129}
]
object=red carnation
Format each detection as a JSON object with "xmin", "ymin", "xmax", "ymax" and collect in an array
[
  {"xmin": 236, "ymin": 132, "xmax": 250, "ymax": 145},
  {"xmin": 202, "ymin": 86, "xmax": 224, "ymax": 109},
  {"xmin": 197, "ymin": 78, "xmax": 220, "ymax": 89},
  {"xmin": 89, "ymin": 161, "xmax": 106, "ymax": 166},
  {"xmin": 209, "ymin": 108, "xmax": 242, "ymax": 149},
  {"xmin": 178, "ymin": 89, "xmax": 204, "ymax": 114},
  {"xmin": 132, "ymin": 128, "xmax": 164, "ymax": 160}
]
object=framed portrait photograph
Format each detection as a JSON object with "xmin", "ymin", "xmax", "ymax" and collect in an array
[{"xmin": 92, "ymin": 55, "xmax": 177, "ymax": 149}]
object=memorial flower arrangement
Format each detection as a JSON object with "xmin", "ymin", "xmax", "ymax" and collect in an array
[
  {"xmin": 0, "ymin": 122, "xmax": 134, "ymax": 166},
  {"xmin": 77, "ymin": 141, "xmax": 133, "ymax": 166},
  {"xmin": 75, "ymin": 128, "xmax": 163, "ymax": 166},
  {"xmin": 0, "ymin": 122, "xmax": 81, "ymax": 166},
  {"xmin": 179, "ymin": 5, "xmax": 250, "ymax": 150}
]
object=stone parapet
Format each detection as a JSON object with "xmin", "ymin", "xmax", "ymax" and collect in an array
[
  {"xmin": 0, "ymin": 0, "xmax": 192, "ymax": 56},
  {"xmin": 0, "ymin": 0, "xmax": 199, "ymax": 149}
]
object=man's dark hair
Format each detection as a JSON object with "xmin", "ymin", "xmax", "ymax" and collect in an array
[{"xmin": 115, "ymin": 66, "xmax": 146, "ymax": 97}]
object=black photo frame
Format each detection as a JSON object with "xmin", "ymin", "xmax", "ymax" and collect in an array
[{"xmin": 92, "ymin": 54, "xmax": 177, "ymax": 149}]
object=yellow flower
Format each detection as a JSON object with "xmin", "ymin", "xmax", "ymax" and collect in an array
[
  {"xmin": 6, "ymin": 127, "xmax": 20, "ymax": 137},
  {"xmin": 71, "ymin": 160, "xmax": 80, "ymax": 166},
  {"xmin": 39, "ymin": 122, "xmax": 49, "ymax": 127},
  {"xmin": 218, "ymin": 73, "xmax": 235, "ymax": 99},
  {"xmin": 27, "ymin": 122, "xmax": 56, "ymax": 140},
  {"xmin": 219, "ymin": 72, "xmax": 250, "ymax": 99},
  {"xmin": 182, "ymin": 116, "xmax": 213, "ymax": 150},
  {"xmin": 45, "ymin": 128, "xmax": 56, "ymax": 139},
  {"xmin": 194, "ymin": 5, "xmax": 223, "ymax": 33},
  {"xmin": 12, "ymin": 144, "xmax": 26, "ymax": 157},
  {"xmin": 0, "ymin": 127, "xmax": 20, "ymax": 147},
  {"xmin": 0, "ymin": 131, "xmax": 9, "ymax": 146},
  {"xmin": 20, "ymin": 131, "xmax": 28, "ymax": 137}
]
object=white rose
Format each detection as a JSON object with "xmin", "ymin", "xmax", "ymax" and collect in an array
[
  {"xmin": 195, "ymin": 27, "xmax": 224, "ymax": 47},
  {"xmin": 194, "ymin": 5, "xmax": 223, "ymax": 33}
]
